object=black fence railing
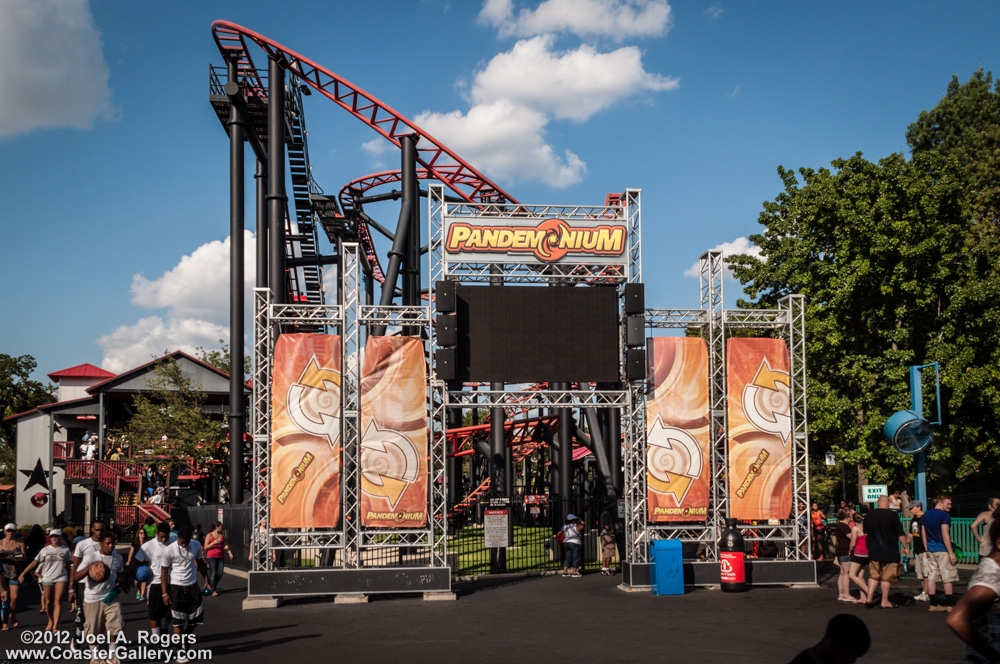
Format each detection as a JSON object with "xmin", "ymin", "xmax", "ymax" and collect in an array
[
  {"xmin": 173, "ymin": 503, "xmax": 252, "ymax": 571},
  {"xmin": 448, "ymin": 495, "xmax": 619, "ymax": 576}
]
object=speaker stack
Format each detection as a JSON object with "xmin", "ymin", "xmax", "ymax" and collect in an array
[
  {"xmin": 624, "ymin": 283, "xmax": 646, "ymax": 381},
  {"xmin": 435, "ymin": 280, "xmax": 457, "ymax": 380}
]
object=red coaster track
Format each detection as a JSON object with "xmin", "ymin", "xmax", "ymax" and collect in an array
[{"xmin": 211, "ymin": 21, "xmax": 521, "ymax": 284}]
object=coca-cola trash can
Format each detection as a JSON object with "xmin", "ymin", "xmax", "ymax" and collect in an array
[{"xmin": 720, "ymin": 517, "xmax": 748, "ymax": 592}]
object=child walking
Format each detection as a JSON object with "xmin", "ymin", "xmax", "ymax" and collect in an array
[{"xmin": 600, "ymin": 523, "xmax": 617, "ymax": 575}]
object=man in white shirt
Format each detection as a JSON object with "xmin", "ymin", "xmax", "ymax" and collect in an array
[
  {"xmin": 135, "ymin": 521, "xmax": 175, "ymax": 636},
  {"xmin": 69, "ymin": 520, "xmax": 104, "ymax": 646},
  {"xmin": 72, "ymin": 531, "xmax": 125, "ymax": 649},
  {"xmin": 161, "ymin": 526, "xmax": 208, "ymax": 641}
]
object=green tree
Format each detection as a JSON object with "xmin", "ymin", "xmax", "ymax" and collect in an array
[
  {"xmin": 905, "ymin": 70, "xmax": 1000, "ymax": 486},
  {"xmin": 195, "ymin": 340, "xmax": 251, "ymax": 380},
  {"xmin": 729, "ymin": 71, "xmax": 1000, "ymax": 492},
  {"xmin": 117, "ymin": 358, "xmax": 227, "ymax": 481},
  {"xmin": 0, "ymin": 354, "xmax": 55, "ymax": 448}
]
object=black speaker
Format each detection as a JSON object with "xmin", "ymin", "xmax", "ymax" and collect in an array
[
  {"xmin": 435, "ymin": 348, "xmax": 456, "ymax": 380},
  {"xmin": 626, "ymin": 315, "xmax": 645, "ymax": 348},
  {"xmin": 436, "ymin": 280, "xmax": 456, "ymax": 313},
  {"xmin": 625, "ymin": 348, "xmax": 646, "ymax": 381},
  {"xmin": 624, "ymin": 283, "xmax": 645, "ymax": 315},
  {"xmin": 436, "ymin": 315, "xmax": 457, "ymax": 347}
]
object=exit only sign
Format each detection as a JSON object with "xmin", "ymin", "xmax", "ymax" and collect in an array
[{"xmin": 862, "ymin": 484, "xmax": 889, "ymax": 503}]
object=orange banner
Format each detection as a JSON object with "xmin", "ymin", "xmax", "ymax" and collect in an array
[
  {"xmin": 270, "ymin": 334, "xmax": 342, "ymax": 528},
  {"xmin": 360, "ymin": 337, "xmax": 428, "ymax": 527},
  {"xmin": 645, "ymin": 337, "xmax": 711, "ymax": 522},
  {"xmin": 727, "ymin": 338, "xmax": 792, "ymax": 521}
]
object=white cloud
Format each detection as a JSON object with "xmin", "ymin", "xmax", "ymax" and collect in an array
[
  {"xmin": 410, "ymin": 3, "xmax": 677, "ymax": 190},
  {"xmin": 97, "ymin": 317, "xmax": 231, "ymax": 375},
  {"xmin": 470, "ymin": 36, "xmax": 678, "ymax": 122},
  {"xmin": 683, "ymin": 236, "xmax": 763, "ymax": 278},
  {"xmin": 416, "ymin": 101, "xmax": 586, "ymax": 187},
  {"xmin": 98, "ymin": 231, "xmax": 257, "ymax": 373},
  {"xmin": 415, "ymin": 31, "xmax": 675, "ymax": 188},
  {"xmin": 0, "ymin": 0, "xmax": 114, "ymax": 138},
  {"xmin": 479, "ymin": 0, "xmax": 672, "ymax": 40},
  {"xmin": 705, "ymin": 6, "xmax": 723, "ymax": 19},
  {"xmin": 361, "ymin": 137, "xmax": 390, "ymax": 168}
]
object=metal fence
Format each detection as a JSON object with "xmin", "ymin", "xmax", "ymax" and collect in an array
[
  {"xmin": 447, "ymin": 496, "xmax": 620, "ymax": 576},
  {"xmin": 172, "ymin": 503, "xmax": 252, "ymax": 571}
]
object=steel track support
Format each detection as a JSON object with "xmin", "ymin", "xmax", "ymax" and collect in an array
[
  {"xmin": 267, "ymin": 55, "xmax": 287, "ymax": 305},
  {"xmin": 226, "ymin": 56, "xmax": 247, "ymax": 505}
]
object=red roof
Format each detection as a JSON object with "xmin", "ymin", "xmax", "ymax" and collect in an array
[{"xmin": 48, "ymin": 363, "xmax": 116, "ymax": 382}]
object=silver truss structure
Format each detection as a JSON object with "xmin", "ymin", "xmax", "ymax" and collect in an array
[
  {"xmin": 702, "ymin": 250, "xmax": 728, "ymax": 560},
  {"xmin": 435, "ymin": 187, "xmax": 639, "ymax": 286},
  {"xmin": 781, "ymin": 294, "xmax": 811, "ymax": 560},
  {"xmin": 249, "ymin": 242, "xmax": 449, "ymax": 578},
  {"xmin": 620, "ymin": 250, "xmax": 811, "ymax": 571}
]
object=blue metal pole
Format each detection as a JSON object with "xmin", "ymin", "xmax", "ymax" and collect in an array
[{"xmin": 909, "ymin": 366, "xmax": 927, "ymax": 505}]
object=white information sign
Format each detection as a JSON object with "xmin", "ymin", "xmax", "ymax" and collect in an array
[
  {"xmin": 862, "ymin": 484, "xmax": 889, "ymax": 504},
  {"xmin": 484, "ymin": 509, "xmax": 509, "ymax": 548}
]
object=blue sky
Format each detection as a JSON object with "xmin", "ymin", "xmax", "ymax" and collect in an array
[{"xmin": 1, "ymin": 0, "xmax": 997, "ymax": 381}]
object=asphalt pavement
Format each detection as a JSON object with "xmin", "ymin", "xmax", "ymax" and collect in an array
[{"xmin": 2, "ymin": 562, "xmax": 975, "ymax": 663}]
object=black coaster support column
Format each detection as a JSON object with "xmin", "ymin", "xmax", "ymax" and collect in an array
[
  {"xmin": 267, "ymin": 54, "xmax": 287, "ymax": 305},
  {"xmin": 225, "ymin": 56, "xmax": 246, "ymax": 505}
]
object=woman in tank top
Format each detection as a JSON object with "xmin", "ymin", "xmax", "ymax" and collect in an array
[
  {"xmin": 847, "ymin": 513, "xmax": 870, "ymax": 604},
  {"xmin": 971, "ymin": 498, "xmax": 1000, "ymax": 559}
]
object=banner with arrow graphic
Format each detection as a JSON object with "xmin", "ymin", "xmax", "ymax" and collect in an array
[
  {"xmin": 360, "ymin": 336, "xmax": 428, "ymax": 528},
  {"xmin": 646, "ymin": 337, "xmax": 710, "ymax": 523},
  {"xmin": 727, "ymin": 338, "xmax": 793, "ymax": 521},
  {"xmin": 270, "ymin": 334, "xmax": 342, "ymax": 529}
]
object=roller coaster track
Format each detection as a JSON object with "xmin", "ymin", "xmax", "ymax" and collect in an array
[
  {"xmin": 211, "ymin": 24, "xmax": 613, "ymax": 518},
  {"xmin": 211, "ymin": 21, "xmax": 520, "ymax": 285},
  {"xmin": 446, "ymin": 415, "xmax": 558, "ymax": 517}
]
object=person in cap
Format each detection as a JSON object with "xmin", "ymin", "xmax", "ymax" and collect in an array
[
  {"xmin": 161, "ymin": 525, "xmax": 208, "ymax": 663},
  {"xmin": 906, "ymin": 500, "xmax": 930, "ymax": 602},
  {"xmin": 560, "ymin": 515, "xmax": 584, "ymax": 578},
  {"xmin": 0, "ymin": 523, "xmax": 26, "ymax": 629},
  {"xmin": 18, "ymin": 529, "xmax": 72, "ymax": 632}
]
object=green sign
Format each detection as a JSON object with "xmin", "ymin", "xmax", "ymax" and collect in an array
[{"xmin": 862, "ymin": 484, "xmax": 888, "ymax": 504}]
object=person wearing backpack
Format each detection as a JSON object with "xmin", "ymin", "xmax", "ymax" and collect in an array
[{"xmin": 561, "ymin": 515, "xmax": 583, "ymax": 578}]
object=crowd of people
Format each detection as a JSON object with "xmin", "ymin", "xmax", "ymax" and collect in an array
[
  {"xmin": 817, "ymin": 493, "xmax": 1000, "ymax": 662},
  {"xmin": 0, "ymin": 517, "xmax": 235, "ymax": 663}
]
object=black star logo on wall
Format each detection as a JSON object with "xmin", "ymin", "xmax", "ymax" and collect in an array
[{"xmin": 19, "ymin": 458, "xmax": 50, "ymax": 492}]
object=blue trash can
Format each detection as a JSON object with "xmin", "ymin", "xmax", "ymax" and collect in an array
[{"xmin": 650, "ymin": 539, "xmax": 684, "ymax": 595}]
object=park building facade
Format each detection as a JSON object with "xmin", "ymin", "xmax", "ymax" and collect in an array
[{"xmin": 4, "ymin": 351, "xmax": 247, "ymax": 529}]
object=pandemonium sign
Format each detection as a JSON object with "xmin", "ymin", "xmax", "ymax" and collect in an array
[{"xmin": 443, "ymin": 214, "xmax": 628, "ymax": 266}]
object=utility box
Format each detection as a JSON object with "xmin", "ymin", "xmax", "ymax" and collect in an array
[{"xmin": 650, "ymin": 539, "xmax": 684, "ymax": 595}]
